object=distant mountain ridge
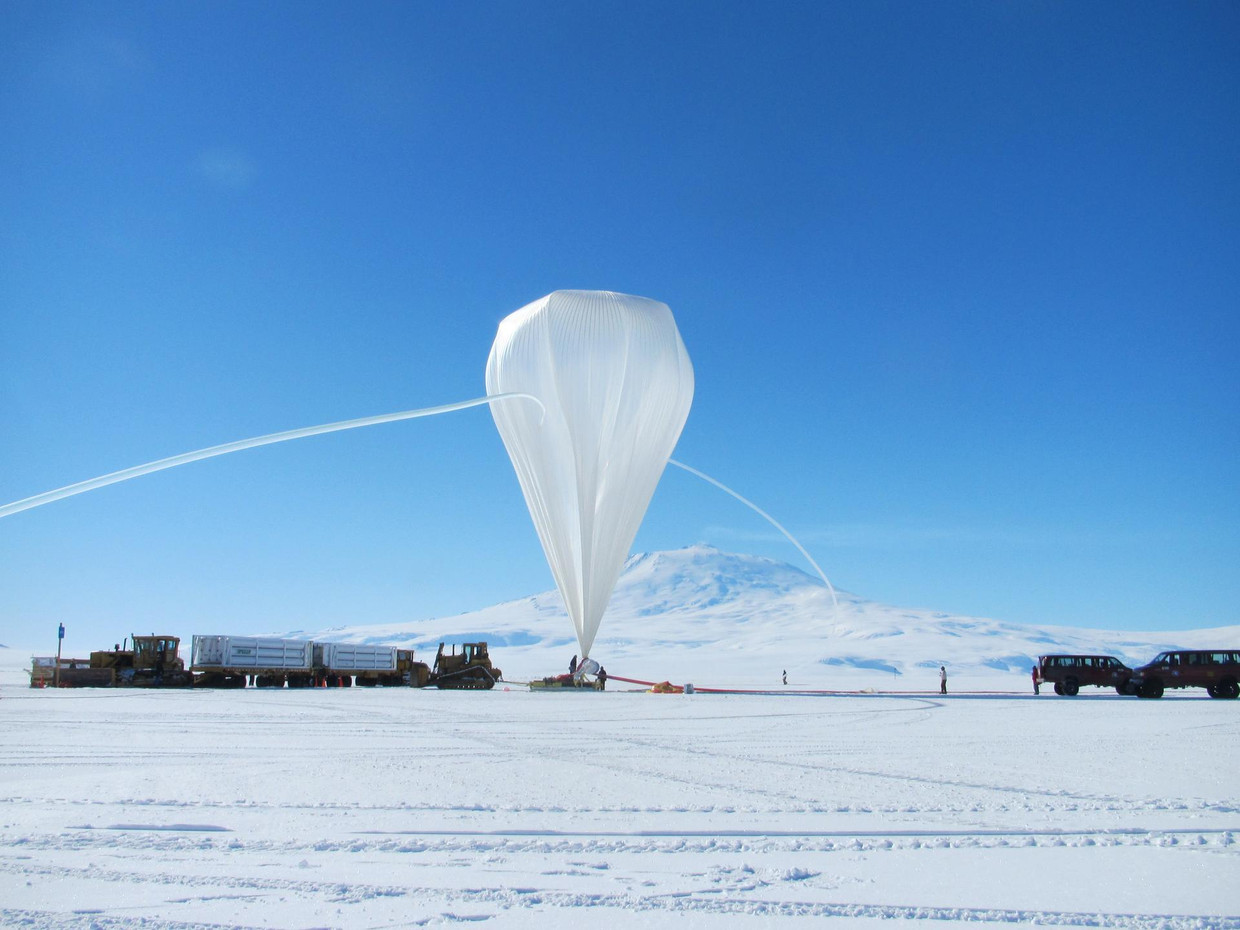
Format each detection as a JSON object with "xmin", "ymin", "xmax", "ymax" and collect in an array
[{"xmin": 272, "ymin": 545, "xmax": 1238, "ymax": 688}]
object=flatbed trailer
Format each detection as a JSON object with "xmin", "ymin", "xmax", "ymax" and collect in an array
[
  {"xmin": 29, "ymin": 657, "xmax": 110, "ymax": 687},
  {"xmin": 529, "ymin": 674, "xmax": 602, "ymax": 691}
]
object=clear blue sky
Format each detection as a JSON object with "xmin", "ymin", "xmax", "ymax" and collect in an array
[{"xmin": 2, "ymin": 1, "xmax": 1237, "ymax": 651}]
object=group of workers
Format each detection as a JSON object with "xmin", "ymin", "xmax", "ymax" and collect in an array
[{"xmin": 568, "ymin": 655, "xmax": 607, "ymax": 690}]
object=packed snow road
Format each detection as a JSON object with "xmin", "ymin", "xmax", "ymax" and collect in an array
[{"xmin": 1, "ymin": 675, "xmax": 1237, "ymax": 929}]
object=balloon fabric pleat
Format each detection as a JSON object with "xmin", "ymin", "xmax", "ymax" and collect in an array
[{"xmin": 486, "ymin": 291, "xmax": 694, "ymax": 658}]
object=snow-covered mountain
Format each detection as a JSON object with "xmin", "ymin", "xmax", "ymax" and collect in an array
[{"xmin": 272, "ymin": 545, "xmax": 1238, "ymax": 690}]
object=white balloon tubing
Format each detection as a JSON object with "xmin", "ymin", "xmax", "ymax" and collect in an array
[
  {"xmin": 0, "ymin": 394, "xmax": 836, "ymax": 611},
  {"xmin": 668, "ymin": 459, "xmax": 837, "ymax": 606},
  {"xmin": 0, "ymin": 394, "xmax": 543, "ymax": 519}
]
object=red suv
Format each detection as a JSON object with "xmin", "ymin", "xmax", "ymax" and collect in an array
[
  {"xmin": 1130, "ymin": 650, "xmax": 1240, "ymax": 699},
  {"xmin": 1036, "ymin": 655, "xmax": 1133, "ymax": 696}
]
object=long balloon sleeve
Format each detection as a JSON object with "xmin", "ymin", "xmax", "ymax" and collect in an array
[{"xmin": 0, "ymin": 394, "xmax": 543, "ymax": 519}]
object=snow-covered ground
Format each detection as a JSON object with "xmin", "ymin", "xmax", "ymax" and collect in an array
[
  {"xmin": 2, "ymin": 652, "xmax": 1237, "ymax": 928},
  {"xmin": 3, "ymin": 547, "xmax": 1237, "ymax": 927}
]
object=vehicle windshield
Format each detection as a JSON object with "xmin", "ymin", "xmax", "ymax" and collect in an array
[{"xmin": 1152, "ymin": 651, "xmax": 1171, "ymax": 664}]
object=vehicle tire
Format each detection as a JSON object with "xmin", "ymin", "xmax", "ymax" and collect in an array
[
  {"xmin": 1217, "ymin": 678, "xmax": 1239, "ymax": 700},
  {"xmin": 1139, "ymin": 679, "xmax": 1164, "ymax": 699},
  {"xmin": 1053, "ymin": 682, "xmax": 1064, "ymax": 695},
  {"xmin": 1116, "ymin": 679, "xmax": 1134, "ymax": 696},
  {"xmin": 1062, "ymin": 677, "xmax": 1079, "ymax": 696}
]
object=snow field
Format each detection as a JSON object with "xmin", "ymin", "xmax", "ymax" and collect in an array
[{"xmin": 1, "ymin": 652, "xmax": 1237, "ymax": 929}]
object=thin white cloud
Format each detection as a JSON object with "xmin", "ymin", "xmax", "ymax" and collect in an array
[
  {"xmin": 195, "ymin": 147, "xmax": 259, "ymax": 191},
  {"xmin": 702, "ymin": 523, "xmax": 1144, "ymax": 549},
  {"xmin": 35, "ymin": 29, "xmax": 147, "ymax": 98}
]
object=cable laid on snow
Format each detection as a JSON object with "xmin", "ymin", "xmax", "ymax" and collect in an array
[{"xmin": 605, "ymin": 674, "xmax": 1020, "ymax": 696}]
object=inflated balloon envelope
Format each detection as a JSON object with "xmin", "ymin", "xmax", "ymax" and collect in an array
[{"xmin": 486, "ymin": 290, "xmax": 694, "ymax": 659}]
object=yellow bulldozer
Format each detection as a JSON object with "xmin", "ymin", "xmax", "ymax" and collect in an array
[
  {"xmin": 33, "ymin": 635, "xmax": 193, "ymax": 688},
  {"xmin": 431, "ymin": 642, "xmax": 502, "ymax": 689}
]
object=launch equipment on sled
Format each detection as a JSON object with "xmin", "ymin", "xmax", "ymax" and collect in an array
[{"xmin": 530, "ymin": 657, "xmax": 606, "ymax": 690}]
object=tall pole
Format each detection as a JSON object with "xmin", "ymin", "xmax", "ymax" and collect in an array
[{"xmin": 54, "ymin": 623, "xmax": 64, "ymax": 688}]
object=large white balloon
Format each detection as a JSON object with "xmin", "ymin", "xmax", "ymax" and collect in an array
[{"xmin": 486, "ymin": 290, "xmax": 694, "ymax": 658}]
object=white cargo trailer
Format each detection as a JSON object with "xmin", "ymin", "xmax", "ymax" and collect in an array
[
  {"xmin": 191, "ymin": 635, "xmax": 314, "ymax": 688},
  {"xmin": 315, "ymin": 642, "xmax": 403, "ymax": 686},
  {"xmin": 189, "ymin": 636, "xmax": 421, "ymax": 689},
  {"xmin": 315, "ymin": 642, "xmax": 397, "ymax": 672},
  {"xmin": 192, "ymin": 635, "xmax": 313, "ymax": 669}
]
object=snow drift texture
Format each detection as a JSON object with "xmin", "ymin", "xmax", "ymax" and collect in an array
[{"xmin": 486, "ymin": 290, "xmax": 694, "ymax": 658}]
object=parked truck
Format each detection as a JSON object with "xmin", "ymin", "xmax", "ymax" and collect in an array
[
  {"xmin": 1129, "ymin": 650, "xmax": 1240, "ymax": 699},
  {"xmin": 28, "ymin": 636, "xmax": 192, "ymax": 688},
  {"xmin": 32, "ymin": 633, "xmax": 492, "ymax": 691},
  {"xmin": 1035, "ymin": 654, "xmax": 1133, "ymax": 696}
]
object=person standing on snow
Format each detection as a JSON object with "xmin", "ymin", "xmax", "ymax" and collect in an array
[
  {"xmin": 1031, "ymin": 665, "xmax": 1040, "ymax": 695},
  {"xmin": 939, "ymin": 666, "xmax": 948, "ymax": 694},
  {"xmin": 782, "ymin": 669, "xmax": 787, "ymax": 686}
]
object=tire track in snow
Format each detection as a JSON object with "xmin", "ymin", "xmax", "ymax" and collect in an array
[
  {"xmin": 3, "ymin": 825, "xmax": 1234, "ymax": 858},
  {"xmin": 5, "ymin": 794, "xmax": 1236, "ymax": 817},
  {"xmin": 406, "ymin": 696, "xmax": 1150, "ymax": 813},
  {"xmin": 5, "ymin": 894, "xmax": 1239, "ymax": 930}
]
